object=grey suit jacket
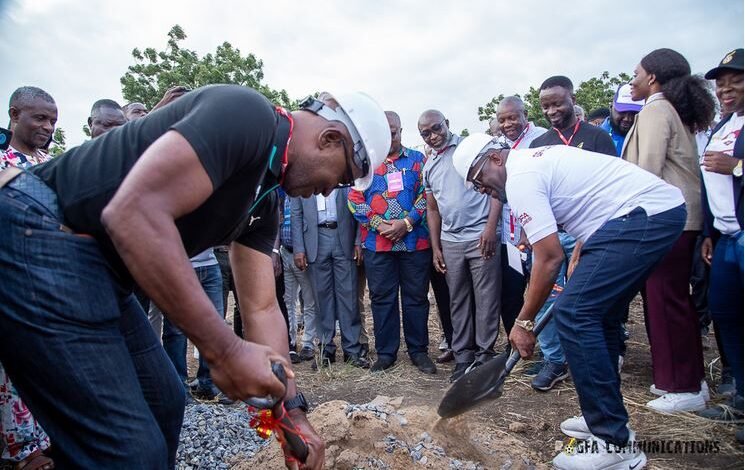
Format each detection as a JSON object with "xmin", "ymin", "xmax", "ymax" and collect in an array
[{"xmin": 290, "ymin": 188, "xmax": 359, "ymax": 263}]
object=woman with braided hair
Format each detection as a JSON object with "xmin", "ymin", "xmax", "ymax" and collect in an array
[{"xmin": 622, "ymin": 48, "xmax": 716, "ymax": 414}]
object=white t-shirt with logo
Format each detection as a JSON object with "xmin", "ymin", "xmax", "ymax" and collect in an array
[
  {"xmin": 701, "ymin": 114, "xmax": 742, "ymax": 235},
  {"xmin": 506, "ymin": 145, "xmax": 685, "ymax": 244}
]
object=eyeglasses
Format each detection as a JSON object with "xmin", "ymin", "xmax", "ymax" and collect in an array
[
  {"xmin": 335, "ymin": 138, "xmax": 356, "ymax": 188},
  {"xmin": 469, "ymin": 154, "xmax": 490, "ymax": 193},
  {"xmin": 419, "ymin": 119, "xmax": 446, "ymax": 139}
]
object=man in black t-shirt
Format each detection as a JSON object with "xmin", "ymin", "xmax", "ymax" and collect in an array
[
  {"xmin": 530, "ymin": 75, "xmax": 617, "ymax": 156},
  {"xmin": 0, "ymin": 85, "xmax": 390, "ymax": 469}
]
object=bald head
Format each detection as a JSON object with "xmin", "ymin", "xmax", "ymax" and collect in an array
[
  {"xmin": 417, "ymin": 109, "xmax": 450, "ymax": 150},
  {"xmin": 418, "ymin": 109, "xmax": 445, "ymax": 127},
  {"xmin": 496, "ymin": 96, "xmax": 529, "ymax": 142},
  {"xmin": 385, "ymin": 111, "xmax": 402, "ymax": 156},
  {"xmin": 497, "ymin": 96, "xmax": 525, "ymax": 115}
]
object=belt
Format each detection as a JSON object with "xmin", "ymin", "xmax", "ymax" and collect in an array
[{"xmin": 318, "ymin": 221, "xmax": 338, "ymax": 229}]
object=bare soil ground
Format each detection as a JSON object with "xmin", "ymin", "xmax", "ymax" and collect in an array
[{"xmin": 238, "ymin": 295, "xmax": 743, "ymax": 469}]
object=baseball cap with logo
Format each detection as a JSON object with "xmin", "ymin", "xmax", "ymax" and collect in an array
[
  {"xmin": 613, "ymin": 84, "xmax": 644, "ymax": 113},
  {"xmin": 705, "ymin": 48, "xmax": 744, "ymax": 80}
]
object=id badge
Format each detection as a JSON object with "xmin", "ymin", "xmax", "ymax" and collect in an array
[{"xmin": 387, "ymin": 171, "xmax": 404, "ymax": 192}]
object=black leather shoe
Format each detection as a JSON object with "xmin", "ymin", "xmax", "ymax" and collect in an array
[
  {"xmin": 344, "ymin": 354, "xmax": 371, "ymax": 369},
  {"xmin": 371, "ymin": 357, "xmax": 396, "ymax": 372},
  {"xmin": 410, "ymin": 353, "xmax": 437, "ymax": 374},
  {"xmin": 290, "ymin": 350, "xmax": 302, "ymax": 364},
  {"xmin": 436, "ymin": 350, "xmax": 455, "ymax": 364},
  {"xmin": 298, "ymin": 346, "xmax": 315, "ymax": 361}
]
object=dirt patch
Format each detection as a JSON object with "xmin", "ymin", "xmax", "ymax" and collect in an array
[
  {"xmin": 222, "ymin": 295, "xmax": 743, "ymax": 469},
  {"xmin": 236, "ymin": 396, "xmax": 540, "ymax": 469}
]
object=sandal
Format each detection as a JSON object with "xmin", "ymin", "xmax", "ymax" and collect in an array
[{"xmin": 14, "ymin": 449, "xmax": 55, "ymax": 470}]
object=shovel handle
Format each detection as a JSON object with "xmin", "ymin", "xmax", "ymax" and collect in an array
[
  {"xmin": 504, "ymin": 305, "xmax": 555, "ymax": 375},
  {"xmin": 244, "ymin": 362, "xmax": 287, "ymax": 409}
]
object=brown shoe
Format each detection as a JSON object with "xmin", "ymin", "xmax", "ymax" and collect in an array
[{"xmin": 436, "ymin": 349, "xmax": 454, "ymax": 364}]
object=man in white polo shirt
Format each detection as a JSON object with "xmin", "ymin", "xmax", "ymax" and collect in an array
[{"xmin": 453, "ymin": 134, "xmax": 686, "ymax": 470}]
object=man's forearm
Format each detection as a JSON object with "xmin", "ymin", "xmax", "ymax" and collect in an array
[
  {"xmin": 426, "ymin": 197, "xmax": 443, "ymax": 252},
  {"xmin": 486, "ymin": 198, "xmax": 502, "ymax": 231},
  {"xmin": 517, "ymin": 253, "xmax": 564, "ymax": 321},
  {"xmin": 105, "ymin": 208, "xmax": 235, "ymax": 364}
]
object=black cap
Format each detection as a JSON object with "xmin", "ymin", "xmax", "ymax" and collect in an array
[{"xmin": 705, "ymin": 48, "xmax": 744, "ymax": 79}]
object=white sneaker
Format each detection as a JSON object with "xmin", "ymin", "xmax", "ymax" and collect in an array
[
  {"xmin": 560, "ymin": 416, "xmax": 591, "ymax": 440},
  {"xmin": 649, "ymin": 380, "xmax": 710, "ymax": 401},
  {"xmin": 646, "ymin": 391, "xmax": 707, "ymax": 413},
  {"xmin": 560, "ymin": 416, "xmax": 633, "ymax": 441},
  {"xmin": 553, "ymin": 430, "xmax": 647, "ymax": 470}
]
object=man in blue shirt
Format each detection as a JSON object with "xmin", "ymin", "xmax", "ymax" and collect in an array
[{"xmin": 600, "ymin": 84, "xmax": 644, "ymax": 156}]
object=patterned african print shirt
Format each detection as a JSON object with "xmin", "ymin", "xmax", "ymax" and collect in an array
[
  {"xmin": 1, "ymin": 146, "xmax": 51, "ymax": 170},
  {"xmin": 348, "ymin": 147, "xmax": 429, "ymax": 252}
]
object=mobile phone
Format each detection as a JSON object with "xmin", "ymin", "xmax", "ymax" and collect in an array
[{"xmin": 0, "ymin": 127, "xmax": 12, "ymax": 151}]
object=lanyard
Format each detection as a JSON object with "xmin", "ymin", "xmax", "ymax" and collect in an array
[
  {"xmin": 511, "ymin": 123, "xmax": 531, "ymax": 149},
  {"xmin": 509, "ymin": 211, "xmax": 515, "ymax": 241},
  {"xmin": 553, "ymin": 121, "xmax": 580, "ymax": 147}
]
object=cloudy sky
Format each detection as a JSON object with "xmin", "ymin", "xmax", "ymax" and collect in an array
[{"xmin": 0, "ymin": 0, "xmax": 742, "ymax": 148}]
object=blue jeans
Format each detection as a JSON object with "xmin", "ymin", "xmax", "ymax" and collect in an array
[
  {"xmin": 534, "ymin": 231, "xmax": 576, "ymax": 365},
  {"xmin": 364, "ymin": 249, "xmax": 431, "ymax": 360},
  {"xmin": 162, "ymin": 263, "xmax": 224, "ymax": 389},
  {"xmin": 0, "ymin": 172, "xmax": 185, "ymax": 468},
  {"xmin": 709, "ymin": 232, "xmax": 744, "ymax": 397},
  {"xmin": 554, "ymin": 205, "xmax": 685, "ymax": 446}
]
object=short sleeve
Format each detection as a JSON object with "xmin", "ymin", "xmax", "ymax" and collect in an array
[
  {"xmin": 506, "ymin": 172, "xmax": 557, "ymax": 244},
  {"xmin": 170, "ymin": 85, "xmax": 276, "ymax": 190},
  {"xmin": 234, "ymin": 191, "xmax": 279, "ymax": 255}
]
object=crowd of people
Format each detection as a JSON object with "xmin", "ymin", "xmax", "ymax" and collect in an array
[{"xmin": 0, "ymin": 46, "xmax": 741, "ymax": 470}]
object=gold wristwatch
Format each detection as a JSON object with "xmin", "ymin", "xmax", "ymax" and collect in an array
[
  {"xmin": 514, "ymin": 319, "xmax": 535, "ymax": 332},
  {"xmin": 733, "ymin": 160, "xmax": 743, "ymax": 178},
  {"xmin": 403, "ymin": 217, "xmax": 413, "ymax": 232}
]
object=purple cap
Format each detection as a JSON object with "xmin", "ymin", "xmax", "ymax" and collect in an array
[{"xmin": 613, "ymin": 84, "xmax": 644, "ymax": 113}]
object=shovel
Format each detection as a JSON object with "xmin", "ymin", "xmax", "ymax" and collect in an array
[
  {"xmin": 437, "ymin": 305, "xmax": 554, "ymax": 419},
  {"xmin": 245, "ymin": 362, "xmax": 309, "ymax": 463}
]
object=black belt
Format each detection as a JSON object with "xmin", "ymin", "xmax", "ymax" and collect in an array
[{"xmin": 318, "ymin": 221, "xmax": 338, "ymax": 229}]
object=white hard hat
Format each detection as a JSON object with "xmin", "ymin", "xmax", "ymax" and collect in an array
[
  {"xmin": 452, "ymin": 133, "xmax": 498, "ymax": 187},
  {"xmin": 328, "ymin": 92, "xmax": 390, "ymax": 191}
]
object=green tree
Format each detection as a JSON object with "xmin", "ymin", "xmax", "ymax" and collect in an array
[
  {"xmin": 459, "ymin": 128, "xmax": 470, "ymax": 137},
  {"xmin": 478, "ymin": 72, "xmax": 631, "ymax": 130},
  {"xmin": 48, "ymin": 127, "xmax": 67, "ymax": 157},
  {"xmin": 575, "ymin": 71, "xmax": 632, "ymax": 115},
  {"xmin": 120, "ymin": 25, "xmax": 292, "ymax": 109}
]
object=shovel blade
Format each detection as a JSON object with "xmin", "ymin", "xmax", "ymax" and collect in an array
[{"xmin": 437, "ymin": 351, "xmax": 510, "ymax": 419}]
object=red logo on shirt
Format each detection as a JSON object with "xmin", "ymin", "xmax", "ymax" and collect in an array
[{"xmin": 518, "ymin": 213, "xmax": 532, "ymax": 225}]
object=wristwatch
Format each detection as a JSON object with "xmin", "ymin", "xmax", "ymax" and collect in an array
[
  {"xmin": 284, "ymin": 392, "xmax": 308, "ymax": 413},
  {"xmin": 733, "ymin": 160, "xmax": 743, "ymax": 178},
  {"xmin": 514, "ymin": 319, "xmax": 535, "ymax": 332},
  {"xmin": 403, "ymin": 218, "xmax": 413, "ymax": 232}
]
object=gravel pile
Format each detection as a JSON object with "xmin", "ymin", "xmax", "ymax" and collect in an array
[
  {"xmin": 381, "ymin": 433, "xmax": 484, "ymax": 469},
  {"xmin": 176, "ymin": 403, "xmax": 269, "ymax": 469}
]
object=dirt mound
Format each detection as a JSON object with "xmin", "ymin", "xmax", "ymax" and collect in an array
[{"xmin": 234, "ymin": 396, "xmax": 541, "ymax": 469}]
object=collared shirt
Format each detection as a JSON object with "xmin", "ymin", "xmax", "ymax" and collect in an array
[
  {"xmin": 599, "ymin": 117, "xmax": 626, "ymax": 157},
  {"xmin": 497, "ymin": 123, "xmax": 547, "ymax": 245},
  {"xmin": 1, "ymin": 146, "xmax": 51, "ymax": 170},
  {"xmin": 422, "ymin": 134, "xmax": 490, "ymax": 242},
  {"xmin": 280, "ymin": 195, "xmax": 293, "ymax": 247},
  {"xmin": 348, "ymin": 147, "xmax": 429, "ymax": 252},
  {"xmin": 496, "ymin": 122, "xmax": 547, "ymax": 150},
  {"xmin": 316, "ymin": 190, "xmax": 338, "ymax": 224}
]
